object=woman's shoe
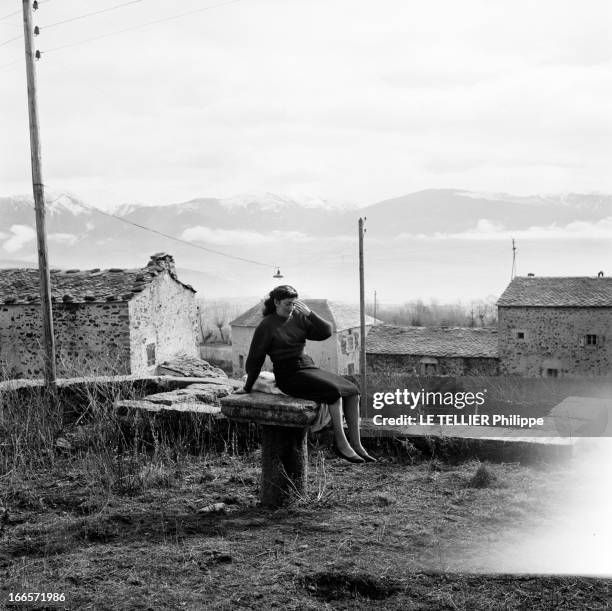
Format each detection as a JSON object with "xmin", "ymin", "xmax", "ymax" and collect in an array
[
  {"xmin": 355, "ymin": 449, "xmax": 377, "ymax": 463},
  {"xmin": 334, "ymin": 445, "xmax": 365, "ymax": 464}
]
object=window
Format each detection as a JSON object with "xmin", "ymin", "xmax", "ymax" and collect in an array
[
  {"xmin": 586, "ymin": 334, "xmax": 598, "ymax": 346},
  {"xmin": 421, "ymin": 363, "xmax": 437, "ymax": 376},
  {"xmin": 419, "ymin": 357, "xmax": 438, "ymax": 376},
  {"xmin": 239, "ymin": 354, "xmax": 244, "ymax": 369},
  {"xmin": 347, "ymin": 363, "xmax": 355, "ymax": 375},
  {"xmin": 146, "ymin": 343, "xmax": 156, "ymax": 366},
  {"xmin": 423, "ymin": 363, "xmax": 437, "ymax": 375},
  {"xmin": 345, "ymin": 335, "xmax": 356, "ymax": 352},
  {"xmin": 546, "ymin": 368, "xmax": 559, "ymax": 378},
  {"xmin": 516, "ymin": 331, "xmax": 525, "ymax": 340}
]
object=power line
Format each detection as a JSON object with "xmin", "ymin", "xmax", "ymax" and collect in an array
[
  {"xmin": 0, "ymin": 9, "xmax": 21, "ymax": 23},
  {"xmin": 1, "ymin": 0, "xmax": 147, "ymax": 46},
  {"xmin": 42, "ymin": 0, "xmax": 243, "ymax": 55},
  {"xmin": 0, "ymin": 57, "xmax": 21, "ymax": 69},
  {"xmin": 42, "ymin": 190, "xmax": 279, "ymax": 270},
  {"xmin": 0, "ymin": 0, "xmax": 51, "ymax": 23},
  {"xmin": 0, "ymin": 0, "xmax": 51, "ymax": 67},
  {"xmin": 0, "ymin": 33, "xmax": 21, "ymax": 48},
  {"xmin": 40, "ymin": 0, "xmax": 146, "ymax": 30},
  {"xmin": 1, "ymin": 0, "xmax": 241, "ymax": 67}
]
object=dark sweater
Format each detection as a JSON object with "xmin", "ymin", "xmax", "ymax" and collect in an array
[{"xmin": 244, "ymin": 310, "xmax": 333, "ymax": 392}]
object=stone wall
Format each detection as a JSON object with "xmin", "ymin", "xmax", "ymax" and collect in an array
[
  {"xmin": 0, "ymin": 302, "xmax": 131, "ymax": 378},
  {"xmin": 498, "ymin": 306, "xmax": 612, "ymax": 377},
  {"xmin": 367, "ymin": 353, "xmax": 500, "ymax": 376},
  {"xmin": 128, "ymin": 272, "xmax": 198, "ymax": 374}
]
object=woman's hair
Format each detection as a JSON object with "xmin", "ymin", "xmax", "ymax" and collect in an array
[{"xmin": 262, "ymin": 285, "xmax": 298, "ymax": 316}]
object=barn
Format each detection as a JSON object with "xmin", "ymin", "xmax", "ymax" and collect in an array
[{"xmin": 0, "ymin": 253, "xmax": 198, "ymax": 378}]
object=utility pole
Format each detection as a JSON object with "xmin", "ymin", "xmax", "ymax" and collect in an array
[
  {"xmin": 511, "ymin": 238, "xmax": 517, "ymax": 281},
  {"xmin": 373, "ymin": 290, "xmax": 377, "ymax": 321},
  {"xmin": 358, "ymin": 218, "xmax": 367, "ymax": 410},
  {"xmin": 22, "ymin": 0, "xmax": 57, "ymax": 393}
]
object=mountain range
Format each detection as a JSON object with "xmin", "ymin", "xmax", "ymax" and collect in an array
[{"xmin": 2, "ymin": 190, "xmax": 611, "ymax": 302}]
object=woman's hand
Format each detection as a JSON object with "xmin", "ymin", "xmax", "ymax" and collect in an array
[
  {"xmin": 293, "ymin": 300, "xmax": 311, "ymax": 316},
  {"xmin": 233, "ymin": 387, "xmax": 249, "ymax": 394}
]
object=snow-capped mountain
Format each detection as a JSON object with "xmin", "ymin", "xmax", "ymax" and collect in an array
[
  {"xmin": 218, "ymin": 192, "xmax": 354, "ymax": 210},
  {"xmin": 2, "ymin": 189, "xmax": 612, "ymax": 300}
]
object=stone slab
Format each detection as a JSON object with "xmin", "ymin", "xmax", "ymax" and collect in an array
[
  {"xmin": 220, "ymin": 392, "xmax": 318, "ymax": 428},
  {"xmin": 156, "ymin": 376, "xmax": 243, "ymax": 391},
  {"xmin": 114, "ymin": 398, "xmax": 221, "ymax": 415},
  {"xmin": 0, "ymin": 374, "xmax": 240, "ymax": 393}
]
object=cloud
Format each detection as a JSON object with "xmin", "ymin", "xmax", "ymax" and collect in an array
[
  {"xmin": 3, "ymin": 0, "xmax": 612, "ymax": 208},
  {"xmin": 396, "ymin": 217, "xmax": 612, "ymax": 241},
  {"xmin": 49, "ymin": 233, "xmax": 79, "ymax": 245},
  {"xmin": 181, "ymin": 226, "xmax": 312, "ymax": 246},
  {"xmin": 3, "ymin": 225, "xmax": 35, "ymax": 253}
]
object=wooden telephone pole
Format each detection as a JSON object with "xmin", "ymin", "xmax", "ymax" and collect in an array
[
  {"xmin": 358, "ymin": 218, "xmax": 367, "ymax": 408},
  {"xmin": 22, "ymin": 0, "xmax": 57, "ymax": 391}
]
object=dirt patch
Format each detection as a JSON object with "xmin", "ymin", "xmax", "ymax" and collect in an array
[{"xmin": 301, "ymin": 571, "xmax": 402, "ymax": 601}]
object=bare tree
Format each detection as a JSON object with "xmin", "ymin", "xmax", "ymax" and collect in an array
[{"xmin": 213, "ymin": 301, "xmax": 230, "ymax": 343}]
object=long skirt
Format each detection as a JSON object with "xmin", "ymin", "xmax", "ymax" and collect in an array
[{"xmin": 273, "ymin": 354, "xmax": 359, "ymax": 404}]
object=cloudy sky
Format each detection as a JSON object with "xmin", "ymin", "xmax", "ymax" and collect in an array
[{"xmin": 2, "ymin": 0, "xmax": 611, "ymax": 209}]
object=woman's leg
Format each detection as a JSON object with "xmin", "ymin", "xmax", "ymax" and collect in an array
[
  {"xmin": 343, "ymin": 394, "xmax": 376, "ymax": 461},
  {"xmin": 327, "ymin": 399, "xmax": 362, "ymax": 459}
]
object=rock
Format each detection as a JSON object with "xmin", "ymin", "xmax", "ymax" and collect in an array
[
  {"xmin": 114, "ymin": 398, "xmax": 220, "ymax": 415},
  {"xmin": 55, "ymin": 436, "xmax": 73, "ymax": 450},
  {"xmin": 550, "ymin": 396, "xmax": 610, "ymax": 436},
  {"xmin": 156, "ymin": 355, "xmax": 227, "ymax": 378},
  {"xmin": 198, "ymin": 502, "xmax": 227, "ymax": 514},
  {"xmin": 220, "ymin": 392, "xmax": 318, "ymax": 427}
]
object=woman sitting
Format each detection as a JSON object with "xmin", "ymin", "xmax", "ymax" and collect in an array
[{"xmin": 234, "ymin": 285, "xmax": 375, "ymax": 463}]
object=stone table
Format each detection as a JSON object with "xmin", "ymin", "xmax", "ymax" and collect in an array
[{"xmin": 220, "ymin": 392, "xmax": 318, "ymax": 507}]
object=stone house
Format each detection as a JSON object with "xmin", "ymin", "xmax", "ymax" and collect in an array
[
  {"xmin": 230, "ymin": 299, "xmax": 377, "ymax": 377},
  {"xmin": 0, "ymin": 253, "xmax": 198, "ymax": 378},
  {"xmin": 366, "ymin": 324, "xmax": 499, "ymax": 376},
  {"xmin": 497, "ymin": 276, "xmax": 612, "ymax": 377}
]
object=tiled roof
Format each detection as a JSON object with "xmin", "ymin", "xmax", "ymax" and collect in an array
[
  {"xmin": 230, "ymin": 299, "xmax": 378, "ymax": 332},
  {"xmin": 366, "ymin": 324, "xmax": 499, "ymax": 358},
  {"xmin": 0, "ymin": 253, "xmax": 195, "ymax": 305},
  {"xmin": 497, "ymin": 276, "xmax": 612, "ymax": 307}
]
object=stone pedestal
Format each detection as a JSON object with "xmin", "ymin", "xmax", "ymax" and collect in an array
[{"xmin": 220, "ymin": 392, "xmax": 318, "ymax": 507}]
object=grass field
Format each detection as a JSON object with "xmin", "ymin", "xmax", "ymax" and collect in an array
[
  {"xmin": 2, "ymin": 440, "xmax": 611, "ymax": 609},
  {"xmin": 1, "ymin": 380, "xmax": 611, "ymax": 609}
]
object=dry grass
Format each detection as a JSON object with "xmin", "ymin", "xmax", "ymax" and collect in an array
[
  {"xmin": 1, "ymin": 379, "xmax": 611, "ymax": 609},
  {"xmin": 1, "ymin": 451, "xmax": 610, "ymax": 609}
]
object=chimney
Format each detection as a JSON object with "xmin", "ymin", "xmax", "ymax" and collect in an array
[
  {"xmin": 527, "ymin": 273, "xmax": 535, "ymax": 277},
  {"xmin": 598, "ymin": 271, "xmax": 604, "ymax": 278},
  {"xmin": 148, "ymin": 252, "xmax": 176, "ymax": 276}
]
